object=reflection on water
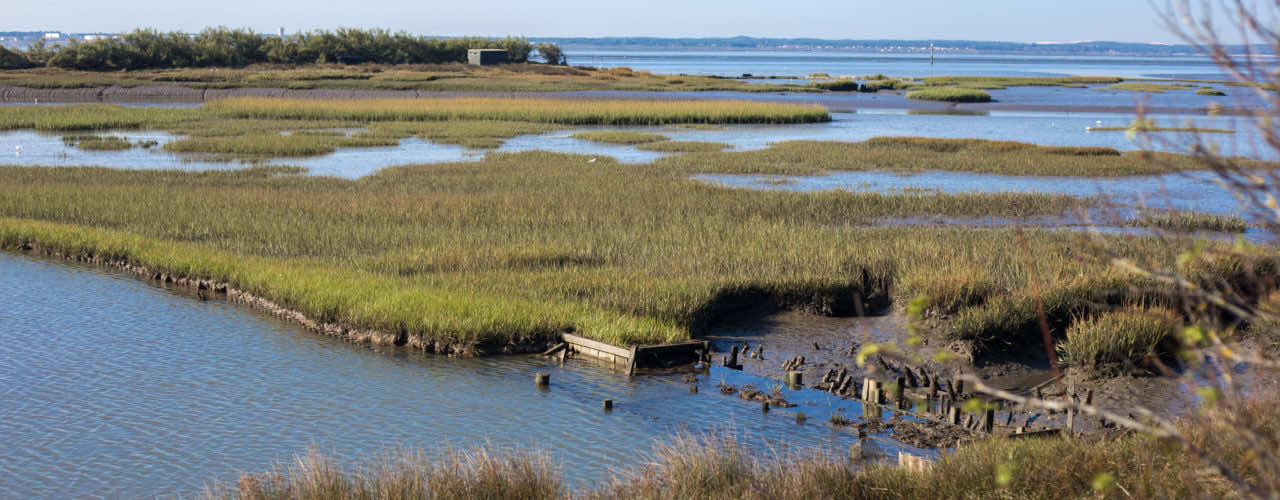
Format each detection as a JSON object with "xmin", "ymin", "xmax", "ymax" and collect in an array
[{"xmin": 0, "ymin": 252, "xmax": 922, "ymax": 498}]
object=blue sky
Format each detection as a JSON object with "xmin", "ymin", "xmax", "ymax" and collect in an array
[{"xmin": 8, "ymin": 1, "xmax": 1198, "ymax": 43}]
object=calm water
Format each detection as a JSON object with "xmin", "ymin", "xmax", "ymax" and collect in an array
[
  {"xmin": 0, "ymin": 110, "xmax": 1267, "ymax": 178},
  {"xmin": 0, "ymin": 252, "xmax": 920, "ymax": 498},
  {"xmin": 563, "ymin": 49, "xmax": 1250, "ymax": 79}
]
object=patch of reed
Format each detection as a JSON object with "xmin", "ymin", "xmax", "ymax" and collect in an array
[
  {"xmin": 636, "ymin": 141, "xmax": 731, "ymax": 153},
  {"xmin": 206, "ymin": 97, "xmax": 832, "ymax": 125},
  {"xmin": 570, "ymin": 131, "xmax": 670, "ymax": 144},
  {"xmin": 905, "ymin": 88, "xmax": 992, "ymax": 103},
  {"xmin": 1057, "ymin": 306, "xmax": 1183, "ymax": 372}
]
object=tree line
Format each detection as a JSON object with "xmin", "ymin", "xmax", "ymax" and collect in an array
[{"xmin": 0, "ymin": 27, "xmax": 567, "ymax": 70}]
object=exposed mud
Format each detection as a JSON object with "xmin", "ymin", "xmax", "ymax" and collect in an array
[{"xmin": 704, "ymin": 308, "xmax": 1198, "ymax": 438}]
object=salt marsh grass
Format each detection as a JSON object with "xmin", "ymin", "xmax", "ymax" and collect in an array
[
  {"xmin": 921, "ymin": 76, "xmax": 1122, "ymax": 89},
  {"xmin": 61, "ymin": 134, "xmax": 135, "ymax": 151},
  {"xmin": 905, "ymin": 88, "xmax": 993, "ymax": 103},
  {"xmin": 1134, "ymin": 211, "xmax": 1248, "ymax": 233},
  {"xmin": 659, "ymin": 138, "xmax": 1217, "ymax": 177},
  {"xmin": 570, "ymin": 131, "xmax": 670, "ymax": 144},
  {"xmin": 163, "ymin": 133, "xmax": 399, "ymax": 157},
  {"xmin": 1057, "ymin": 306, "xmax": 1182, "ymax": 372},
  {"xmin": 0, "ymin": 141, "xmax": 1263, "ymax": 358},
  {"xmin": 636, "ymin": 141, "xmax": 731, "ymax": 153},
  {"xmin": 0, "ymin": 104, "xmax": 193, "ymax": 131},
  {"xmin": 207, "ymin": 97, "xmax": 832, "ymax": 125},
  {"xmin": 364, "ymin": 120, "xmax": 567, "ymax": 149},
  {"xmin": 0, "ymin": 64, "xmax": 811, "ymax": 93},
  {"xmin": 1104, "ymin": 82, "xmax": 1196, "ymax": 93}
]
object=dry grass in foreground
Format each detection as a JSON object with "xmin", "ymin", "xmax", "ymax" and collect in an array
[{"xmin": 206, "ymin": 395, "xmax": 1280, "ymax": 499}]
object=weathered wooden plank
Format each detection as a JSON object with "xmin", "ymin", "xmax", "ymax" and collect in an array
[{"xmin": 564, "ymin": 333, "xmax": 633, "ymax": 359}]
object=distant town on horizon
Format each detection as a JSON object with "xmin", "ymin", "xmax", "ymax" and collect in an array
[{"xmin": 1, "ymin": 30, "xmax": 1270, "ymax": 56}]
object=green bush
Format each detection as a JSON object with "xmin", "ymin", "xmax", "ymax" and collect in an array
[
  {"xmin": 32, "ymin": 26, "xmax": 537, "ymax": 70},
  {"xmin": 535, "ymin": 43, "xmax": 566, "ymax": 65},
  {"xmin": 0, "ymin": 45, "xmax": 31, "ymax": 69}
]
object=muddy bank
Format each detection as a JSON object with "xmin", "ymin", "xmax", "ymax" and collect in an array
[
  {"xmin": 5, "ymin": 244, "xmax": 548, "ymax": 357},
  {"xmin": 704, "ymin": 309, "xmax": 1194, "ymax": 437},
  {"xmin": 0, "ymin": 84, "xmax": 1254, "ymax": 115}
]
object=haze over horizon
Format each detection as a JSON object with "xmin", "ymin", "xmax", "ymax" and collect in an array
[{"xmin": 3, "ymin": 0, "xmax": 1231, "ymax": 44}]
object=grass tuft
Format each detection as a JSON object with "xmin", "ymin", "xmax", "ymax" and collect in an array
[
  {"xmin": 570, "ymin": 131, "xmax": 670, "ymax": 145},
  {"xmin": 905, "ymin": 87, "xmax": 993, "ymax": 103},
  {"xmin": 1057, "ymin": 306, "xmax": 1182, "ymax": 373},
  {"xmin": 1133, "ymin": 211, "xmax": 1248, "ymax": 233},
  {"xmin": 637, "ymin": 141, "xmax": 731, "ymax": 153},
  {"xmin": 207, "ymin": 97, "xmax": 832, "ymax": 125},
  {"xmin": 61, "ymin": 134, "xmax": 136, "ymax": 151}
]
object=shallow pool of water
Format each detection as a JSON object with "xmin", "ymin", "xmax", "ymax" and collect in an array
[{"xmin": 0, "ymin": 252, "xmax": 921, "ymax": 498}]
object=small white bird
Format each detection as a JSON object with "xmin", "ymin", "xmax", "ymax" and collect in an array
[
  {"xmin": 1096, "ymin": 120, "xmax": 1103, "ymax": 126},
  {"xmin": 14, "ymin": 145, "xmax": 21, "ymax": 156},
  {"xmin": 587, "ymin": 157, "xmax": 597, "ymax": 163}
]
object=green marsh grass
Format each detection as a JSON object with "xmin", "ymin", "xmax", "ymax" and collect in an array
[
  {"xmin": 905, "ymin": 87, "xmax": 993, "ymax": 103},
  {"xmin": 163, "ymin": 133, "xmax": 399, "ymax": 157},
  {"xmin": 922, "ymin": 76, "xmax": 1122, "ymax": 89},
  {"xmin": 810, "ymin": 79, "xmax": 862, "ymax": 91},
  {"xmin": 60, "ymin": 134, "xmax": 135, "ymax": 151},
  {"xmin": 0, "ymin": 142, "xmax": 1266, "ymax": 358},
  {"xmin": 1057, "ymin": 306, "xmax": 1182, "ymax": 372},
  {"xmin": 0, "ymin": 148, "xmax": 1114, "ymax": 350},
  {"xmin": 0, "ymin": 64, "xmax": 814, "ymax": 93},
  {"xmin": 1103, "ymin": 82, "xmax": 1196, "ymax": 93},
  {"xmin": 1133, "ymin": 211, "xmax": 1248, "ymax": 233},
  {"xmin": 858, "ymin": 79, "xmax": 916, "ymax": 92},
  {"xmin": 0, "ymin": 104, "xmax": 193, "ymax": 131},
  {"xmin": 1197, "ymin": 87, "xmax": 1228, "ymax": 96},
  {"xmin": 363, "ymin": 120, "xmax": 567, "ymax": 149},
  {"xmin": 207, "ymin": 97, "xmax": 832, "ymax": 125},
  {"xmin": 570, "ymin": 131, "xmax": 670, "ymax": 144},
  {"xmin": 658, "ymin": 138, "xmax": 1215, "ymax": 177},
  {"xmin": 636, "ymin": 141, "xmax": 731, "ymax": 153}
]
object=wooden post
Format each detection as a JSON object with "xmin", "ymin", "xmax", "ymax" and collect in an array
[
  {"xmin": 762, "ymin": 401, "xmax": 770, "ymax": 413},
  {"xmin": 948, "ymin": 406, "xmax": 961, "ymax": 425},
  {"xmin": 535, "ymin": 372, "xmax": 549, "ymax": 387},
  {"xmin": 726, "ymin": 345, "xmax": 741, "ymax": 370},
  {"xmin": 1065, "ymin": 407, "xmax": 1076, "ymax": 437},
  {"xmin": 787, "ymin": 370, "xmax": 803, "ymax": 389},
  {"xmin": 626, "ymin": 345, "xmax": 638, "ymax": 376},
  {"xmin": 982, "ymin": 409, "xmax": 994, "ymax": 433},
  {"xmin": 689, "ymin": 384, "xmax": 698, "ymax": 393},
  {"xmin": 603, "ymin": 399, "xmax": 613, "ymax": 411},
  {"xmin": 894, "ymin": 376, "xmax": 906, "ymax": 410},
  {"xmin": 796, "ymin": 412, "xmax": 807, "ymax": 424}
]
